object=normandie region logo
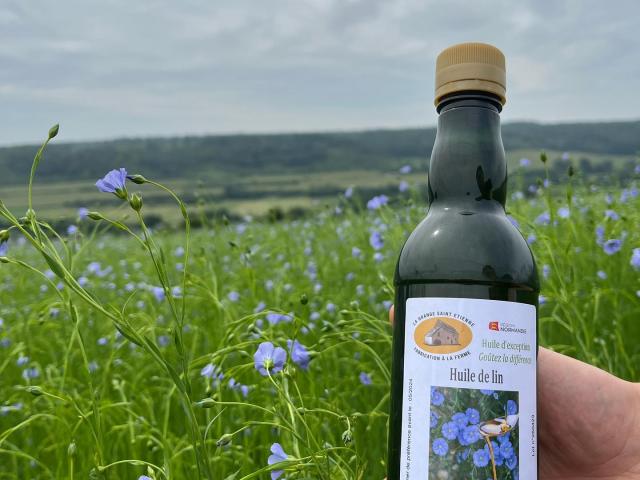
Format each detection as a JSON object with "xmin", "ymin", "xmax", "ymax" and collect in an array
[{"xmin": 413, "ymin": 316, "xmax": 473, "ymax": 354}]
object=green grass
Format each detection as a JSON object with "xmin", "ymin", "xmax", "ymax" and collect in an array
[{"xmin": 0, "ymin": 141, "xmax": 639, "ymax": 479}]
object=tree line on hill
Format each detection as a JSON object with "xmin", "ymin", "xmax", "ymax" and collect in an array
[{"xmin": 0, "ymin": 120, "xmax": 638, "ymax": 186}]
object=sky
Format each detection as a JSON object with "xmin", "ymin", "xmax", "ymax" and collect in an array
[{"xmin": 1, "ymin": 0, "xmax": 639, "ymax": 145}]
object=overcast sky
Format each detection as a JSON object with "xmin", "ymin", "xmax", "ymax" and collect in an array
[{"xmin": 1, "ymin": 0, "xmax": 639, "ymax": 145}]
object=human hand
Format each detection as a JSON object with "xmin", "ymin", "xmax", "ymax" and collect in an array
[{"xmin": 387, "ymin": 305, "xmax": 640, "ymax": 479}]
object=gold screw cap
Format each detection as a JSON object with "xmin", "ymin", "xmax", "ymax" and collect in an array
[{"xmin": 435, "ymin": 42, "xmax": 506, "ymax": 106}]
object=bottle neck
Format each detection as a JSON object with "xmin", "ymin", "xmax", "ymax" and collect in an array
[{"xmin": 428, "ymin": 92, "xmax": 507, "ymax": 207}]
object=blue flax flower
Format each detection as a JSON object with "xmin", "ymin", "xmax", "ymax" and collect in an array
[
  {"xmin": 485, "ymin": 440, "xmax": 503, "ymax": 465},
  {"xmin": 266, "ymin": 313, "xmax": 291, "ymax": 325},
  {"xmin": 430, "ymin": 387, "xmax": 444, "ymax": 406},
  {"xmin": 535, "ymin": 211, "xmax": 550, "ymax": 225},
  {"xmin": 151, "ymin": 286, "xmax": 165, "ymax": 302},
  {"xmin": 452, "ymin": 412, "xmax": 468, "ymax": 429},
  {"xmin": 200, "ymin": 363, "xmax": 217, "ymax": 378},
  {"xmin": 0, "ymin": 243, "xmax": 7, "ymax": 256},
  {"xmin": 630, "ymin": 248, "xmax": 640, "ymax": 270},
  {"xmin": 22, "ymin": 367, "xmax": 40, "ymax": 380},
  {"xmin": 507, "ymin": 399, "xmax": 518, "ymax": 415},
  {"xmin": 268, "ymin": 443, "xmax": 289, "ymax": 480},
  {"xmin": 430, "ymin": 411, "xmax": 439, "ymax": 429},
  {"xmin": 604, "ymin": 209, "xmax": 620, "ymax": 221},
  {"xmin": 254, "ymin": 342, "xmax": 287, "ymax": 376},
  {"xmin": 369, "ymin": 231, "xmax": 384, "ymax": 250},
  {"xmin": 460, "ymin": 425, "xmax": 480, "ymax": 445},
  {"xmin": 441, "ymin": 421, "xmax": 459, "ymax": 440},
  {"xmin": 359, "ymin": 371, "xmax": 372, "ymax": 385},
  {"xmin": 228, "ymin": 378, "xmax": 250, "ymax": 398},
  {"xmin": 603, "ymin": 239, "xmax": 622, "ymax": 255},
  {"xmin": 432, "ymin": 438, "xmax": 448, "ymax": 456},
  {"xmin": 472, "ymin": 448, "xmax": 490, "ymax": 467},
  {"xmin": 500, "ymin": 440, "xmax": 514, "ymax": 459},
  {"xmin": 557, "ymin": 206, "xmax": 570, "ymax": 219},
  {"xmin": 506, "ymin": 454, "xmax": 518, "ymax": 470},
  {"xmin": 96, "ymin": 168, "xmax": 128, "ymax": 198},
  {"xmin": 366, "ymin": 194, "xmax": 389, "ymax": 210},
  {"xmin": 595, "ymin": 225, "xmax": 605, "ymax": 245},
  {"xmin": 465, "ymin": 408, "xmax": 480, "ymax": 425},
  {"xmin": 287, "ymin": 339, "xmax": 310, "ymax": 370}
]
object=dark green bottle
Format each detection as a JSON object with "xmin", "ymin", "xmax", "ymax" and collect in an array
[{"xmin": 387, "ymin": 43, "xmax": 539, "ymax": 480}]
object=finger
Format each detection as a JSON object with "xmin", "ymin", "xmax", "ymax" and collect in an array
[{"xmin": 389, "ymin": 304, "xmax": 394, "ymax": 326}]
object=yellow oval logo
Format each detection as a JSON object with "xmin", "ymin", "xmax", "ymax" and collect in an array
[{"xmin": 414, "ymin": 316, "xmax": 473, "ymax": 354}]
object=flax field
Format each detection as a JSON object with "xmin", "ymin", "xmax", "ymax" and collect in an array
[{"xmin": 0, "ymin": 128, "xmax": 639, "ymax": 479}]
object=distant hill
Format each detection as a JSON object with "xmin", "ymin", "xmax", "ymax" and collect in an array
[{"xmin": 0, "ymin": 120, "xmax": 638, "ymax": 186}]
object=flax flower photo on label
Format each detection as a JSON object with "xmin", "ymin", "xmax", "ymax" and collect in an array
[{"xmin": 429, "ymin": 386, "xmax": 519, "ymax": 479}]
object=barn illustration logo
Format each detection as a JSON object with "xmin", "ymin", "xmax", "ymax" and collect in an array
[{"xmin": 413, "ymin": 316, "xmax": 473, "ymax": 355}]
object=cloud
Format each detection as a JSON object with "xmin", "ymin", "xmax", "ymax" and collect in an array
[{"xmin": 1, "ymin": 0, "xmax": 639, "ymax": 144}]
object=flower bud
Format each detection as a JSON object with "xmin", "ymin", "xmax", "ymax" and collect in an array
[
  {"xmin": 341, "ymin": 429, "xmax": 353, "ymax": 446},
  {"xmin": 0, "ymin": 257, "xmax": 9, "ymax": 263},
  {"xmin": 43, "ymin": 253, "xmax": 66, "ymax": 279},
  {"xmin": 67, "ymin": 441, "xmax": 77, "ymax": 458},
  {"xmin": 194, "ymin": 398, "xmax": 216, "ymax": 409},
  {"xmin": 48, "ymin": 124, "xmax": 59, "ymax": 139},
  {"xmin": 216, "ymin": 433, "xmax": 233, "ymax": 447},
  {"xmin": 25, "ymin": 208, "xmax": 36, "ymax": 222},
  {"xmin": 128, "ymin": 174, "xmax": 148, "ymax": 185},
  {"xmin": 26, "ymin": 386, "xmax": 43, "ymax": 397},
  {"xmin": 540, "ymin": 151, "xmax": 547, "ymax": 164},
  {"xmin": 129, "ymin": 193, "xmax": 143, "ymax": 212},
  {"xmin": 299, "ymin": 293, "xmax": 308, "ymax": 305},
  {"xmin": 568, "ymin": 165, "xmax": 575, "ymax": 177},
  {"xmin": 0, "ymin": 229, "xmax": 9, "ymax": 242}
]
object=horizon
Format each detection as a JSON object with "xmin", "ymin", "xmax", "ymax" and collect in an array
[{"xmin": 2, "ymin": 116, "xmax": 640, "ymax": 149}]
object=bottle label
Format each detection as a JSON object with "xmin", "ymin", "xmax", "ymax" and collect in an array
[{"xmin": 400, "ymin": 297, "xmax": 537, "ymax": 479}]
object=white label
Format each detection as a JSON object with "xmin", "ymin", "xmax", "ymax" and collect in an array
[{"xmin": 400, "ymin": 297, "xmax": 536, "ymax": 480}]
